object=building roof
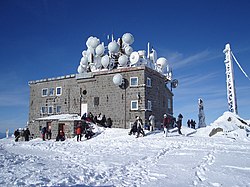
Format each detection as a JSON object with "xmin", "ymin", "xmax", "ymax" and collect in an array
[{"xmin": 35, "ymin": 114, "xmax": 81, "ymax": 122}]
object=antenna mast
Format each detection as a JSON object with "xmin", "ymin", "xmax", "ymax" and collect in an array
[{"xmin": 223, "ymin": 44, "xmax": 238, "ymax": 114}]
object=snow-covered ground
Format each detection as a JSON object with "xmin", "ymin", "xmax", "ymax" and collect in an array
[{"xmin": 0, "ymin": 112, "xmax": 250, "ymax": 187}]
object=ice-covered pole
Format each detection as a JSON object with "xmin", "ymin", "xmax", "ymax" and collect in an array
[{"xmin": 198, "ymin": 98, "xmax": 206, "ymax": 128}]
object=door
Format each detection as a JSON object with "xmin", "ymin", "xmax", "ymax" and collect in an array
[{"xmin": 81, "ymin": 103, "xmax": 88, "ymax": 117}]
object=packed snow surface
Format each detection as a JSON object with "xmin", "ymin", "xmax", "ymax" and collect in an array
[{"xmin": 0, "ymin": 112, "xmax": 250, "ymax": 187}]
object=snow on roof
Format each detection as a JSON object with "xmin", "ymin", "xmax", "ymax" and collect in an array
[{"xmin": 36, "ymin": 114, "xmax": 81, "ymax": 121}]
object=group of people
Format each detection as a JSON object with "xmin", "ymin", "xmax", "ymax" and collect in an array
[
  {"xmin": 75, "ymin": 120, "xmax": 95, "ymax": 141},
  {"xmin": 163, "ymin": 113, "xmax": 183, "ymax": 136},
  {"xmin": 14, "ymin": 128, "xmax": 30, "ymax": 142},
  {"xmin": 187, "ymin": 119, "xmax": 196, "ymax": 129},
  {"xmin": 82, "ymin": 112, "xmax": 113, "ymax": 128},
  {"xmin": 129, "ymin": 113, "xmax": 184, "ymax": 138},
  {"xmin": 129, "ymin": 116, "xmax": 145, "ymax": 138},
  {"xmin": 41, "ymin": 126, "xmax": 52, "ymax": 141}
]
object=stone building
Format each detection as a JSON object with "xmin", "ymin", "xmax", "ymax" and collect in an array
[{"xmin": 28, "ymin": 66, "xmax": 173, "ymax": 139}]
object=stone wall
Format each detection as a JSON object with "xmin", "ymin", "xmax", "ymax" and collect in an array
[{"xmin": 28, "ymin": 66, "xmax": 173, "ymax": 138}]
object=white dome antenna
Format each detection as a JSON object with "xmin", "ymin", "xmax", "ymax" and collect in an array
[{"xmin": 130, "ymin": 52, "xmax": 140, "ymax": 66}]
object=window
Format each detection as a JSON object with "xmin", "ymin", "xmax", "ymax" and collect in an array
[
  {"xmin": 42, "ymin": 88, "xmax": 48, "ymax": 97},
  {"xmin": 168, "ymin": 99, "xmax": 171, "ymax": 109},
  {"xmin": 56, "ymin": 106, "xmax": 61, "ymax": 113},
  {"xmin": 131, "ymin": 100, "xmax": 138, "ymax": 110},
  {"xmin": 56, "ymin": 87, "xmax": 62, "ymax": 96},
  {"xmin": 146, "ymin": 77, "xmax": 152, "ymax": 87},
  {"xmin": 147, "ymin": 100, "xmax": 152, "ymax": 110},
  {"xmin": 94, "ymin": 97, "xmax": 99, "ymax": 106},
  {"xmin": 130, "ymin": 77, "xmax": 138, "ymax": 86},
  {"xmin": 41, "ymin": 106, "xmax": 47, "ymax": 114},
  {"xmin": 49, "ymin": 88, "xmax": 54, "ymax": 96},
  {"xmin": 48, "ymin": 106, "xmax": 53, "ymax": 114}
]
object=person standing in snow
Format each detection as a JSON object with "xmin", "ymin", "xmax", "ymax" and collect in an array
[
  {"xmin": 177, "ymin": 113, "xmax": 183, "ymax": 135},
  {"xmin": 136, "ymin": 116, "xmax": 145, "ymax": 138},
  {"xmin": 41, "ymin": 127, "xmax": 46, "ymax": 141},
  {"xmin": 14, "ymin": 129, "xmax": 20, "ymax": 142},
  {"xmin": 76, "ymin": 122, "xmax": 82, "ymax": 142},
  {"xmin": 163, "ymin": 114, "xmax": 171, "ymax": 137},
  {"xmin": 24, "ymin": 128, "xmax": 30, "ymax": 141},
  {"xmin": 129, "ymin": 116, "xmax": 138, "ymax": 135},
  {"xmin": 149, "ymin": 114, "xmax": 155, "ymax": 131}
]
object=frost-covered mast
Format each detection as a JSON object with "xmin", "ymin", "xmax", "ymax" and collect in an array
[
  {"xmin": 223, "ymin": 44, "xmax": 238, "ymax": 114},
  {"xmin": 198, "ymin": 98, "xmax": 206, "ymax": 128}
]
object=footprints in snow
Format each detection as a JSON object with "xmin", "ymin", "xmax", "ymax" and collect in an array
[{"xmin": 194, "ymin": 152, "xmax": 216, "ymax": 186}]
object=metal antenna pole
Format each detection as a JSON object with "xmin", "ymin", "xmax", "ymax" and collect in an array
[{"xmin": 223, "ymin": 44, "xmax": 238, "ymax": 114}]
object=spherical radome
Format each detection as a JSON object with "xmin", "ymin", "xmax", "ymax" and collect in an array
[
  {"xmin": 156, "ymin": 57, "xmax": 168, "ymax": 69},
  {"xmin": 80, "ymin": 56, "xmax": 88, "ymax": 65},
  {"xmin": 95, "ymin": 44, "xmax": 105, "ymax": 56},
  {"xmin": 101, "ymin": 55, "xmax": 110, "ymax": 68},
  {"xmin": 122, "ymin": 33, "xmax": 134, "ymax": 45},
  {"xmin": 89, "ymin": 37, "xmax": 100, "ymax": 49},
  {"xmin": 113, "ymin": 73, "xmax": 123, "ymax": 86},
  {"xmin": 108, "ymin": 41, "xmax": 119, "ymax": 53},
  {"xmin": 77, "ymin": 65, "xmax": 84, "ymax": 73},
  {"xmin": 118, "ymin": 55, "xmax": 128, "ymax": 66},
  {"xmin": 82, "ymin": 50, "xmax": 87, "ymax": 57},
  {"xmin": 125, "ymin": 46, "xmax": 133, "ymax": 55}
]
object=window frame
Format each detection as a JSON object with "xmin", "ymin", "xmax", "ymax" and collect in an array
[
  {"xmin": 147, "ymin": 100, "xmax": 152, "ymax": 111},
  {"xmin": 130, "ymin": 77, "xmax": 138, "ymax": 87},
  {"xmin": 56, "ymin": 105, "xmax": 61, "ymax": 113},
  {"xmin": 42, "ymin": 88, "xmax": 48, "ymax": 97},
  {"xmin": 131, "ymin": 100, "xmax": 138, "ymax": 110},
  {"xmin": 41, "ymin": 106, "xmax": 47, "ymax": 114},
  {"xmin": 56, "ymin": 87, "xmax": 62, "ymax": 96},
  {"xmin": 146, "ymin": 77, "xmax": 152, "ymax": 87},
  {"xmin": 48, "ymin": 106, "xmax": 53, "ymax": 114}
]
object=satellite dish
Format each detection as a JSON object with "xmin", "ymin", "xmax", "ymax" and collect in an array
[
  {"xmin": 80, "ymin": 56, "xmax": 88, "ymax": 66},
  {"xmin": 82, "ymin": 50, "xmax": 87, "ymax": 57},
  {"xmin": 77, "ymin": 65, "xmax": 84, "ymax": 74},
  {"xmin": 125, "ymin": 46, "xmax": 133, "ymax": 55},
  {"xmin": 118, "ymin": 55, "xmax": 128, "ymax": 67},
  {"xmin": 95, "ymin": 44, "xmax": 105, "ymax": 56},
  {"xmin": 138, "ymin": 50, "xmax": 146, "ymax": 58},
  {"xmin": 122, "ymin": 33, "xmax": 134, "ymax": 45},
  {"xmin": 156, "ymin": 57, "xmax": 168, "ymax": 69},
  {"xmin": 130, "ymin": 52, "xmax": 140, "ymax": 65},
  {"xmin": 101, "ymin": 55, "xmax": 110, "ymax": 69},
  {"xmin": 108, "ymin": 41, "xmax": 119, "ymax": 53},
  {"xmin": 89, "ymin": 37, "xmax": 100, "ymax": 49},
  {"xmin": 171, "ymin": 79, "xmax": 178, "ymax": 88},
  {"xmin": 94, "ymin": 56, "xmax": 102, "ymax": 69},
  {"xmin": 113, "ymin": 74, "xmax": 123, "ymax": 86},
  {"xmin": 86, "ymin": 36, "xmax": 93, "ymax": 48},
  {"xmin": 149, "ymin": 49, "xmax": 157, "ymax": 63}
]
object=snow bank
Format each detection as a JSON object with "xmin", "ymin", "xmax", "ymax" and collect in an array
[{"xmin": 195, "ymin": 111, "xmax": 250, "ymax": 140}]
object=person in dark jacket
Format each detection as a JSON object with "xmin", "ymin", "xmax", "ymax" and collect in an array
[
  {"xmin": 14, "ymin": 129, "xmax": 20, "ymax": 142},
  {"xmin": 41, "ymin": 127, "xmax": 46, "ymax": 141},
  {"xmin": 106, "ymin": 117, "xmax": 112, "ymax": 128},
  {"xmin": 24, "ymin": 128, "xmax": 30, "ymax": 141},
  {"xmin": 136, "ymin": 116, "xmax": 145, "ymax": 138},
  {"xmin": 177, "ymin": 113, "xmax": 183, "ymax": 135},
  {"xmin": 56, "ymin": 130, "xmax": 65, "ymax": 141},
  {"xmin": 129, "ymin": 116, "xmax": 138, "ymax": 135}
]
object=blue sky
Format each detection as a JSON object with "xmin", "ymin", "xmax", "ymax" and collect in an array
[{"xmin": 0, "ymin": 0, "xmax": 250, "ymax": 133}]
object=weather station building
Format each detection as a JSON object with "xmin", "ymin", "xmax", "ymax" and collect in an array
[{"xmin": 28, "ymin": 33, "xmax": 177, "ymax": 139}]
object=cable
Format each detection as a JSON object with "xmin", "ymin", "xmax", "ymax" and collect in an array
[{"xmin": 231, "ymin": 51, "xmax": 250, "ymax": 81}]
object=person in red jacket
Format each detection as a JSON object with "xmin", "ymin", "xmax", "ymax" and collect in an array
[{"xmin": 76, "ymin": 122, "xmax": 82, "ymax": 141}]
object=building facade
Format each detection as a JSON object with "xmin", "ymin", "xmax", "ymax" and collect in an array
[{"xmin": 28, "ymin": 66, "xmax": 173, "ymax": 139}]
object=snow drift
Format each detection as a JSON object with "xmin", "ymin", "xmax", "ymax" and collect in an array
[{"xmin": 0, "ymin": 112, "xmax": 250, "ymax": 187}]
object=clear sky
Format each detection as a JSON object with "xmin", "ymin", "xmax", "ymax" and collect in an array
[{"xmin": 0, "ymin": 0, "xmax": 250, "ymax": 133}]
